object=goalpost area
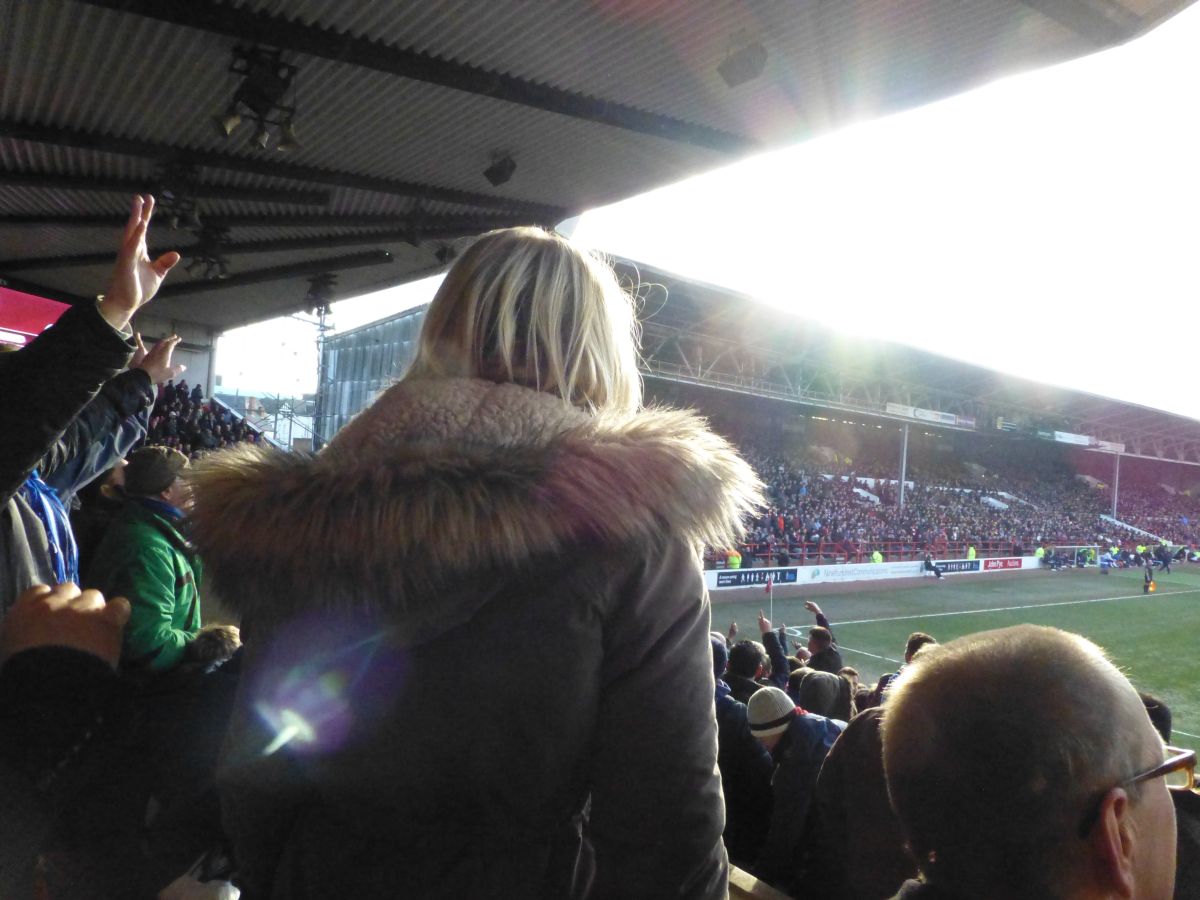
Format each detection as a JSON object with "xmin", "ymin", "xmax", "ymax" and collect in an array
[{"xmin": 713, "ymin": 564, "xmax": 1200, "ymax": 751}]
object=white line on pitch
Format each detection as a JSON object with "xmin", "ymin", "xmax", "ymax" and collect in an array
[
  {"xmin": 1174, "ymin": 729, "xmax": 1200, "ymax": 740},
  {"xmin": 834, "ymin": 588, "xmax": 1200, "ymax": 627},
  {"xmin": 838, "ymin": 645, "xmax": 902, "ymax": 664}
]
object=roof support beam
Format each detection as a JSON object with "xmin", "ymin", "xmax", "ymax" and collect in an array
[
  {"xmin": 79, "ymin": 0, "xmax": 753, "ymax": 155},
  {"xmin": 0, "ymin": 119, "xmax": 566, "ymax": 221},
  {"xmin": 0, "ymin": 212, "xmax": 515, "ymax": 229},
  {"xmin": 155, "ymin": 250, "xmax": 393, "ymax": 298},
  {"xmin": 0, "ymin": 170, "xmax": 329, "ymax": 205},
  {"xmin": 0, "ymin": 223, "xmax": 503, "ymax": 272}
]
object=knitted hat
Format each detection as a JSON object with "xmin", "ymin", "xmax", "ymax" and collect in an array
[
  {"xmin": 710, "ymin": 633, "xmax": 729, "ymax": 682},
  {"xmin": 124, "ymin": 446, "xmax": 189, "ymax": 497},
  {"xmin": 747, "ymin": 687, "xmax": 798, "ymax": 738}
]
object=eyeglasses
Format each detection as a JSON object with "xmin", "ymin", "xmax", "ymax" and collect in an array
[{"xmin": 1077, "ymin": 745, "xmax": 1196, "ymax": 837}]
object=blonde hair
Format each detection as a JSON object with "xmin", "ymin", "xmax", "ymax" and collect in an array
[{"xmin": 404, "ymin": 227, "xmax": 642, "ymax": 413}]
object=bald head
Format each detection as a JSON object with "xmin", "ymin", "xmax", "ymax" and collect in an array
[{"xmin": 882, "ymin": 625, "xmax": 1170, "ymax": 899}]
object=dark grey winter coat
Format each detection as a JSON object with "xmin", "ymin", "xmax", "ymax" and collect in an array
[{"xmin": 189, "ymin": 376, "xmax": 764, "ymax": 900}]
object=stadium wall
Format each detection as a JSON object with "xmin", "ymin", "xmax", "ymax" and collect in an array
[{"xmin": 706, "ymin": 556, "xmax": 1039, "ymax": 591}]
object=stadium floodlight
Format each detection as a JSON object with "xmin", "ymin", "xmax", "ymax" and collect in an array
[
  {"xmin": 277, "ymin": 120, "xmax": 300, "ymax": 153},
  {"xmin": 213, "ymin": 107, "xmax": 243, "ymax": 138},
  {"xmin": 214, "ymin": 44, "xmax": 299, "ymax": 151}
]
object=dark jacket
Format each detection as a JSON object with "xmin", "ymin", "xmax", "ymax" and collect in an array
[
  {"xmin": 1, "ymin": 325, "xmax": 149, "ymax": 615},
  {"xmin": 755, "ymin": 711, "xmax": 844, "ymax": 893},
  {"xmin": 1176, "ymin": 786, "xmax": 1200, "ymax": 900},
  {"xmin": 0, "ymin": 300, "xmax": 137, "ymax": 893},
  {"xmin": 0, "ymin": 647, "xmax": 124, "ymax": 897},
  {"xmin": 810, "ymin": 708, "xmax": 916, "ymax": 900},
  {"xmin": 189, "ymin": 377, "xmax": 764, "ymax": 900},
  {"xmin": 808, "ymin": 612, "xmax": 844, "ymax": 674},
  {"xmin": 0, "ymin": 301, "xmax": 135, "ymax": 505},
  {"xmin": 728, "ymin": 630, "xmax": 790, "ymax": 704},
  {"xmin": 715, "ymin": 682, "xmax": 773, "ymax": 867}
]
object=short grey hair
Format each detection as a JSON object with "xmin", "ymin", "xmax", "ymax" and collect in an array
[{"xmin": 882, "ymin": 625, "xmax": 1153, "ymax": 899}]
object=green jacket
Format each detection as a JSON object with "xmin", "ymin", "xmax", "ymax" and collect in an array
[{"xmin": 87, "ymin": 499, "xmax": 202, "ymax": 672}]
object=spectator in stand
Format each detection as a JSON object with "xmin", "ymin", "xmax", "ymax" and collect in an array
[
  {"xmin": 71, "ymin": 459, "xmax": 128, "ymax": 578},
  {"xmin": 787, "ymin": 667, "xmax": 853, "ymax": 721},
  {"xmin": 87, "ymin": 448, "xmax": 237, "ymax": 674},
  {"xmin": 1140, "ymin": 692, "xmax": 1172, "ymax": 743},
  {"xmin": 725, "ymin": 611, "xmax": 790, "ymax": 704},
  {"xmin": 0, "ymin": 194, "xmax": 177, "ymax": 893},
  {"xmin": 810, "ymin": 706, "xmax": 917, "ymax": 900},
  {"xmin": 867, "ymin": 632, "xmax": 938, "ymax": 707},
  {"xmin": 0, "ymin": 583, "xmax": 132, "ymax": 898},
  {"xmin": 747, "ymin": 686, "xmax": 845, "ymax": 894},
  {"xmin": 0, "ymin": 195, "xmax": 179, "ymax": 619},
  {"xmin": 802, "ymin": 600, "xmax": 844, "ymax": 673},
  {"xmin": 188, "ymin": 225, "xmax": 763, "ymax": 898},
  {"xmin": 883, "ymin": 625, "xmax": 1183, "ymax": 900},
  {"xmin": 711, "ymin": 634, "xmax": 773, "ymax": 868}
]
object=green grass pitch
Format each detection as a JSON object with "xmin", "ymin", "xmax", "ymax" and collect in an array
[{"xmin": 713, "ymin": 565, "xmax": 1200, "ymax": 751}]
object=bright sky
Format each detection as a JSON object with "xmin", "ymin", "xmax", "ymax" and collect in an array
[
  {"xmin": 214, "ymin": 274, "xmax": 442, "ymax": 397},
  {"xmin": 219, "ymin": 3, "xmax": 1200, "ymax": 418},
  {"xmin": 571, "ymin": 3, "xmax": 1200, "ymax": 420}
]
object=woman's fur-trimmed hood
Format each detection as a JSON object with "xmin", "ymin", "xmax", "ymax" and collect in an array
[{"xmin": 189, "ymin": 378, "xmax": 763, "ymax": 629}]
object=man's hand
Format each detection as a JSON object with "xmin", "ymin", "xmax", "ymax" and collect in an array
[
  {"xmin": 804, "ymin": 600, "xmax": 823, "ymax": 617},
  {"xmin": 133, "ymin": 334, "xmax": 186, "ymax": 385},
  {"xmin": 727, "ymin": 621, "xmax": 738, "ymax": 643},
  {"xmin": 99, "ymin": 195, "xmax": 181, "ymax": 331},
  {"xmin": 758, "ymin": 609, "xmax": 772, "ymax": 635},
  {"xmin": 0, "ymin": 583, "xmax": 131, "ymax": 670}
]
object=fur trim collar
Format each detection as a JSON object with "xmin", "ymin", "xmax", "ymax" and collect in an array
[{"xmin": 188, "ymin": 378, "xmax": 763, "ymax": 625}]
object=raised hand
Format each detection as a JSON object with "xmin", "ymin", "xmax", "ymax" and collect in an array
[
  {"xmin": 99, "ymin": 195, "xmax": 181, "ymax": 331},
  {"xmin": 758, "ymin": 609, "xmax": 772, "ymax": 634},
  {"xmin": 0, "ymin": 583, "xmax": 131, "ymax": 669},
  {"xmin": 134, "ymin": 334, "xmax": 186, "ymax": 385},
  {"xmin": 804, "ymin": 600, "xmax": 822, "ymax": 616}
]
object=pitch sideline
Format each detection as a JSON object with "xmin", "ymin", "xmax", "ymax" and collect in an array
[{"xmin": 829, "ymin": 587, "xmax": 1200, "ymax": 627}]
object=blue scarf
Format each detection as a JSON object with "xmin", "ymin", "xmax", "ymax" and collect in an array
[
  {"xmin": 136, "ymin": 496, "xmax": 186, "ymax": 521},
  {"xmin": 20, "ymin": 470, "xmax": 79, "ymax": 585}
]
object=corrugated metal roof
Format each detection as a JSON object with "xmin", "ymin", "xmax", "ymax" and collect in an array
[
  {"xmin": 0, "ymin": 0, "xmax": 1191, "ymax": 330},
  {"xmin": 236, "ymin": 0, "xmax": 1083, "ymax": 135}
]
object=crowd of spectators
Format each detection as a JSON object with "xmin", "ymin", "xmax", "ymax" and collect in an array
[
  {"xmin": 145, "ymin": 378, "xmax": 262, "ymax": 458},
  {"xmin": 726, "ymin": 437, "xmax": 1199, "ymax": 564},
  {"xmin": 2, "ymin": 198, "xmax": 1197, "ymax": 900},
  {"xmin": 1109, "ymin": 482, "xmax": 1200, "ymax": 545}
]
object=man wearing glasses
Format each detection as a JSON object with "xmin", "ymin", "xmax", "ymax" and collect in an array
[{"xmin": 881, "ymin": 624, "xmax": 1191, "ymax": 900}]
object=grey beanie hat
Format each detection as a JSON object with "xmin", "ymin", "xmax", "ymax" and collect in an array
[{"xmin": 747, "ymin": 687, "xmax": 797, "ymax": 737}]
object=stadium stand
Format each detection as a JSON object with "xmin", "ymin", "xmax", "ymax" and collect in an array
[
  {"xmin": 4, "ymin": 1, "xmax": 1200, "ymax": 898},
  {"xmin": 143, "ymin": 379, "xmax": 264, "ymax": 458}
]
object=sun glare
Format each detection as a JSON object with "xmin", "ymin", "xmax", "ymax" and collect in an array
[{"xmin": 572, "ymin": 4, "xmax": 1200, "ymax": 420}]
